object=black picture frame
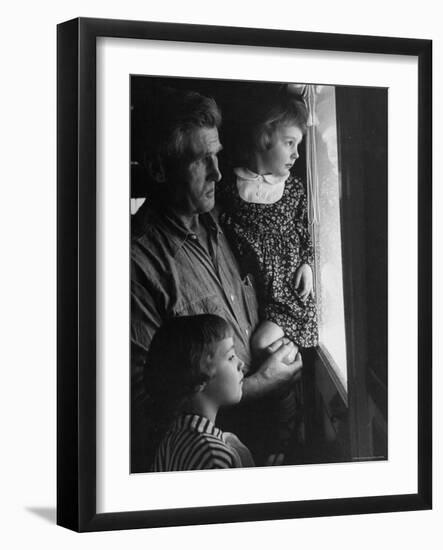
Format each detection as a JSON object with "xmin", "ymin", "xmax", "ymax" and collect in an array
[{"xmin": 57, "ymin": 17, "xmax": 432, "ymax": 532}]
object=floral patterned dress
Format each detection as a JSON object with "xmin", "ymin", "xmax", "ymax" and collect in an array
[{"xmin": 218, "ymin": 170, "xmax": 318, "ymax": 348}]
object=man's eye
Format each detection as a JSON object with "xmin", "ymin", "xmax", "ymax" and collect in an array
[{"xmin": 190, "ymin": 158, "xmax": 203, "ymax": 168}]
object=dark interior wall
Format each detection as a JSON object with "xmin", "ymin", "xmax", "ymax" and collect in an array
[
  {"xmin": 130, "ymin": 75, "xmax": 307, "ymax": 198},
  {"xmin": 335, "ymin": 86, "xmax": 388, "ymax": 459}
]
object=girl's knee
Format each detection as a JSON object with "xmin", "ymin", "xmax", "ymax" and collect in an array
[{"xmin": 251, "ymin": 321, "xmax": 285, "ymax": 354}]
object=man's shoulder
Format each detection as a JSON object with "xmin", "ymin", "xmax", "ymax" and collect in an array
[
  {"xmin": 131, "ymin": 203, "xmax": 176, "ymax": 258},
  {"xmin": 130, "ymin": 205, "xmax": 176, "ymax": 276},
  {"xmin": 131, "ymin": 202, "xmax": 161, "ymax": 242}
]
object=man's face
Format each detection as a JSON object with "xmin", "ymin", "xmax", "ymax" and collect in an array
[{"xmin": 172, "ymin": 127, "xmax": 223, "ymax": 216}]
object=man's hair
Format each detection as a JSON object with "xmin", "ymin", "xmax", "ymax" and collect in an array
[
  {"xmin": 143, "ymin": 314, "xmax": 233, "ymax": 427},
  {"xmin": 144, "ymin": 87, "xmax": 222, "ymax": 184},
  {"xmin": 237, "ymin": 92, "xmax": 308, "ymax": 164}
]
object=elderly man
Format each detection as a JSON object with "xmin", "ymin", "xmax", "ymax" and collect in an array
[{"xmin": 131, "ymin": 87, "xmax": 302, "ymax": 471}]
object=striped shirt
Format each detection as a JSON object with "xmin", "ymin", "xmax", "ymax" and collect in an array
[{"xmin": 152, "ymin": 414, "xmax": 254, "ymax": 472}]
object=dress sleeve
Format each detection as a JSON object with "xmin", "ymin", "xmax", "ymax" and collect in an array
[{"xmin": 294, "ymin": 177, "xmax": 315, "ymax": 266}]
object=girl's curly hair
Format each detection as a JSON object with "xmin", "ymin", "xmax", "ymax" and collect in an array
[{"xmin": 235, "ymin": 90, "xmax": 308, "ymax": 165}]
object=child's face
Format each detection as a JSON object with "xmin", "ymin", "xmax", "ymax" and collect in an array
[
  {"xmin": 203, "ymin": 337, "xmax": 244, "ymax": 406},
  {"xmin": 255, "ymin": 124, "xmax": 303, "ymax": 177}
]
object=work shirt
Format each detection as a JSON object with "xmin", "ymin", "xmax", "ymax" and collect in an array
[{"xmin": 130, "ymin": 202, "xmax": 260, "ymax": 470}]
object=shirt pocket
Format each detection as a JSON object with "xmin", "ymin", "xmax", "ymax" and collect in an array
[
  {"xmin": 241, "ymin": 275, "xmax": 260, "ymax": 329},
  {"xmin": 171, "ymin": 293, "xmax": 226, "ymax": 318}
]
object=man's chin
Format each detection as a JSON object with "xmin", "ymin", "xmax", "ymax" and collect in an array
[{"xmin": 200, "ymin": 197, "xmax": 215, "ymax": 213}]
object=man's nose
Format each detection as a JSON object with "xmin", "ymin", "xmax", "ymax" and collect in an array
[{"xmin": 208, "ymin": 156, "xmax": 222, "ymax": 182}]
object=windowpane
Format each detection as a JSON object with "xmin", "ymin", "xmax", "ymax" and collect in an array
[{"xmin": 309, "ymin": 86, "xmax": 347, "ymax": 389}]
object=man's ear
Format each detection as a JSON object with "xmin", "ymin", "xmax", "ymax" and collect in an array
[{"xmin": 195, "ymin": 381, "xmax": 207, "ymax": 394}]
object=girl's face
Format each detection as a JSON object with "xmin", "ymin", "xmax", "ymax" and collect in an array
[
  {"xmin": 202, "ymin": 337, "xmax": 244, "ymax": 406},
  {"xmin": 255, "ymin": 124, "xmax": 303, "ymax": 177}
]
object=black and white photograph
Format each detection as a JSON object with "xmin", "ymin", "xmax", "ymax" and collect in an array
[{"xmin": 130, "ymin": 76, "xmax": 388, "ymax": 474}]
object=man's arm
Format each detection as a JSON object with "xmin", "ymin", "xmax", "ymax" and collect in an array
[
  {"xmin": 131, "ymin": 277, "xmax": 165, "ymax": 402},
  {"xmin": 131, "ymin": 270, "xmax": 167, "ymax": 471}
]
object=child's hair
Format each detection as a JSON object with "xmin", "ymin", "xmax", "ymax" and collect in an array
[
  {"xmin": 143, "ymin": 314, "xmax": 233, "ymax": 435},
  {"xmin": 236, "ymin": 91, "xmax": 308, "ymax": 164}
]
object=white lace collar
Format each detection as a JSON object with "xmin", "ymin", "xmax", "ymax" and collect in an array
[{"xmin": 234, "ymin": 167, "xmax": 288, "ymax": 204}]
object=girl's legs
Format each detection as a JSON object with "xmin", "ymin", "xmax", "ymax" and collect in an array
[
  {"xmin": 251, "ymin": 320, "xmax": 300, "ymax": 454},
  {"xmin": 250, "ymin": 320, "xmax": 284, "ymax": 354},
  {"xmin": 251, "ymin": 320, "xmax": 297, "ymax": 363}
]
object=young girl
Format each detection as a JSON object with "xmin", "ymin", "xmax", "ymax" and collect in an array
[
  {"xmin": 144, "ymin": 314, "xmax": 255, "ymax": 471},
  {"xmin": 218, "ymin": 91, "xmax": 318, "ymax": 449}
]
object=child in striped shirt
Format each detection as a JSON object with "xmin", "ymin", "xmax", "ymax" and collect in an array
[{"xmin": 144, "ymin": 314, "xmax": 255, "ymax": 471}]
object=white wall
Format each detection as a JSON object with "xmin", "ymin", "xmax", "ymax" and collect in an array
[{"xmin": 0, "ymin": 1, "xmax": 441, "ymax": 548}]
